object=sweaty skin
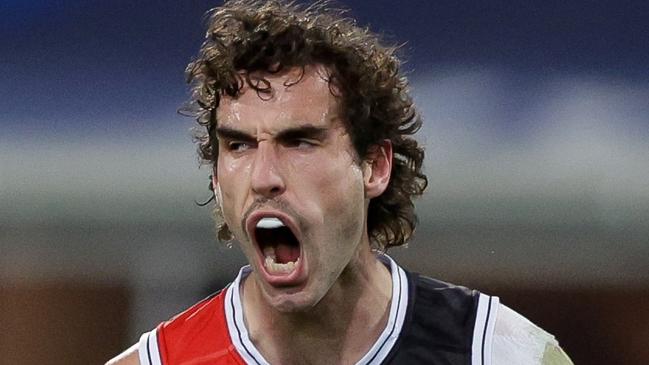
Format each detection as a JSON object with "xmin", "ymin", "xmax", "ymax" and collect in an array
[
  {"xmin": 104, "ymin": 65, "xmax": 576, "ymax": 365},
  {"xmin": 104, "ymin": 65, "xmax": 575, "ymax": 365},
  {"xmin": 105, "ymin": 65, "xmax": 394, "ymax": 365},
  {"xmin": 213, "ymin": 65, "xmax": 395, "ymax": 364}
]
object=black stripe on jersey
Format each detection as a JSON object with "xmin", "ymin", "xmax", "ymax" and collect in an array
[
  {"xmin": 146, "ymin": 333, "xmax": 153, "ymax": 365},
  {"xmin": 481, "ymin": 296, "xmax": 493, "ymax": 365},
  {"xmin": 363, "ymin": 266, "xmax": 403, "ymax": 364},
  {"xmin": 230, "ymin": 289, "xmax": 262, "ymax": 365}
]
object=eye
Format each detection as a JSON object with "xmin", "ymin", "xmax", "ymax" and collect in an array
[
  {"xmin": 286, "ymin": 139, "xmax": 317, "ymax": 149},
  {"xmin": 227, "ymin": 141, "xmax": 253, "ymax": 152}
]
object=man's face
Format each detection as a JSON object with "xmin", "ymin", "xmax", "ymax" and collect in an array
[{"xmin": 214, "ymin": 66, "xmax": 372, "ymax": 312}]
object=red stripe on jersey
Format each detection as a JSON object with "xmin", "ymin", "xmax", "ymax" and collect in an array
[{"xmin": 155, "ymin": 289, "xmax": 246, "ymax": 365}]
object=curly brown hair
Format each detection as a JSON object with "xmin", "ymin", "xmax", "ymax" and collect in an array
[{"xmin": 185, "ymin": 0, "xmax": 427, "ymax": 250}]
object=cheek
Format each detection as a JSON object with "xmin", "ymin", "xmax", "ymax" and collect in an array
[
  {"xmin": 218, "ymin": 155, "xmax": 252, "ymax": 194},
  {"xmin": 216, "ymin": 158, "xmax": 252, "ymax": 232},
  {"xmin": 290, "ymin": 154, "xmax": 366, "ymax": 228}
]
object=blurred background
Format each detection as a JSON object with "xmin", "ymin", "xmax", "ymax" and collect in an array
[{"xmin": 1, "ymin": 0, "xmax": 648, "ymax": 364}]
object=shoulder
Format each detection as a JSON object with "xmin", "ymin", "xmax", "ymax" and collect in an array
[
  {"xmin": 409, "ymin": 273, "xmax": 479, "ymax": 322},
  {"xmin": 411, "ymin": 273, "xmax": 478, "ymax": 308},
  {"xmin": 105, "ymin": 343, "xmax": 139, "ymax": 365},
  {"xmin": 405, "ymin": 272, "xmax": 573, "ymax": 364},
  {"xmin": 492, "ymin": 304, "xmax": 574, "ymax": 365},
  {"xmin": 404, "ymin": 273, "xmax": 480, "ymax": 348},
  {"xmin": 160, "ymin": 289, "xmax": 227, "ymax": 333},
  {"xmin": 105, "ymin": 289, "xmax": 229, "ymax": 365}
]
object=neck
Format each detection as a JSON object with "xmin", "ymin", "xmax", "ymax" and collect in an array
[{"xmin": 241, "ymin": 248, "xmax": 393, "ymax": 365}]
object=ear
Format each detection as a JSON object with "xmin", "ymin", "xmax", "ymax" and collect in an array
[{"xmin": 362, "ymin": 140, "xmax": 393, "ymax": 199}]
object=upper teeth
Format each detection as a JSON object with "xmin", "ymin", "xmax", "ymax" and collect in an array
[{"xmin": 256, "ymin": 217, "xmax": 284, "ymax": 229}]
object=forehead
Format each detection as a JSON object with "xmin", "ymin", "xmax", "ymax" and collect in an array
[{"xmin": 217, "ymin": 66, "xmax": 340, "ymax": 128}]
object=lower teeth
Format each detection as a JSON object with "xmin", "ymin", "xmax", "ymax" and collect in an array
[{"xmin": 264, "ymin": 256, "xmax": 299, "ymax": 273}]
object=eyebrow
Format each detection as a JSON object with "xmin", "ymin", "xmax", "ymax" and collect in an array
[
  {"xmin": 215, "ymin": 127, "xmax": 255, "ymax": 142},
  {"xmin": 215, "ymin": 125, "xmax": 329, "ymax": 142},
  {"xmin": 276, "ymin": 125, "xmax": 328, "ymax": 142}
]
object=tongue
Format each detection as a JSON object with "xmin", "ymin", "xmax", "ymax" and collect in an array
[{"xmin": 275, "ymin": 243, "xmax": 300, "ymax": 264}]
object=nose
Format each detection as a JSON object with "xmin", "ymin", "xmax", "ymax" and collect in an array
[{"xmin": 250, "ymin": 142, "xmax": 286, "ymax": 198}]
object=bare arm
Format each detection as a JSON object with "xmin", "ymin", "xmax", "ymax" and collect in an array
[{"xmin": 105, "ymin": 343, "xmax": 140, "ymax": 365}]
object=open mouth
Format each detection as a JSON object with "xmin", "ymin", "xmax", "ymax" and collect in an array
[{"xmin": 254, "ymin": 217, "xmax": 301, "ymax": 276}]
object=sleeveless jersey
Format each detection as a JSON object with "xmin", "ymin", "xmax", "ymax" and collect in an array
[{"xmin": 138, "ymin": 255, "xmax": 499, "ymax": 365}]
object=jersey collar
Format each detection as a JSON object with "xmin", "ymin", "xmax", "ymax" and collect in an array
[{"xmin": 224, "ymin": 253, "xmax": 409, "ymax": 365}]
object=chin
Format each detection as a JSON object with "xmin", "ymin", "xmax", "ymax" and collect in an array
[{"xmin": 262, "ymin": 287, "xmax": 323, "ymax": 313}]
